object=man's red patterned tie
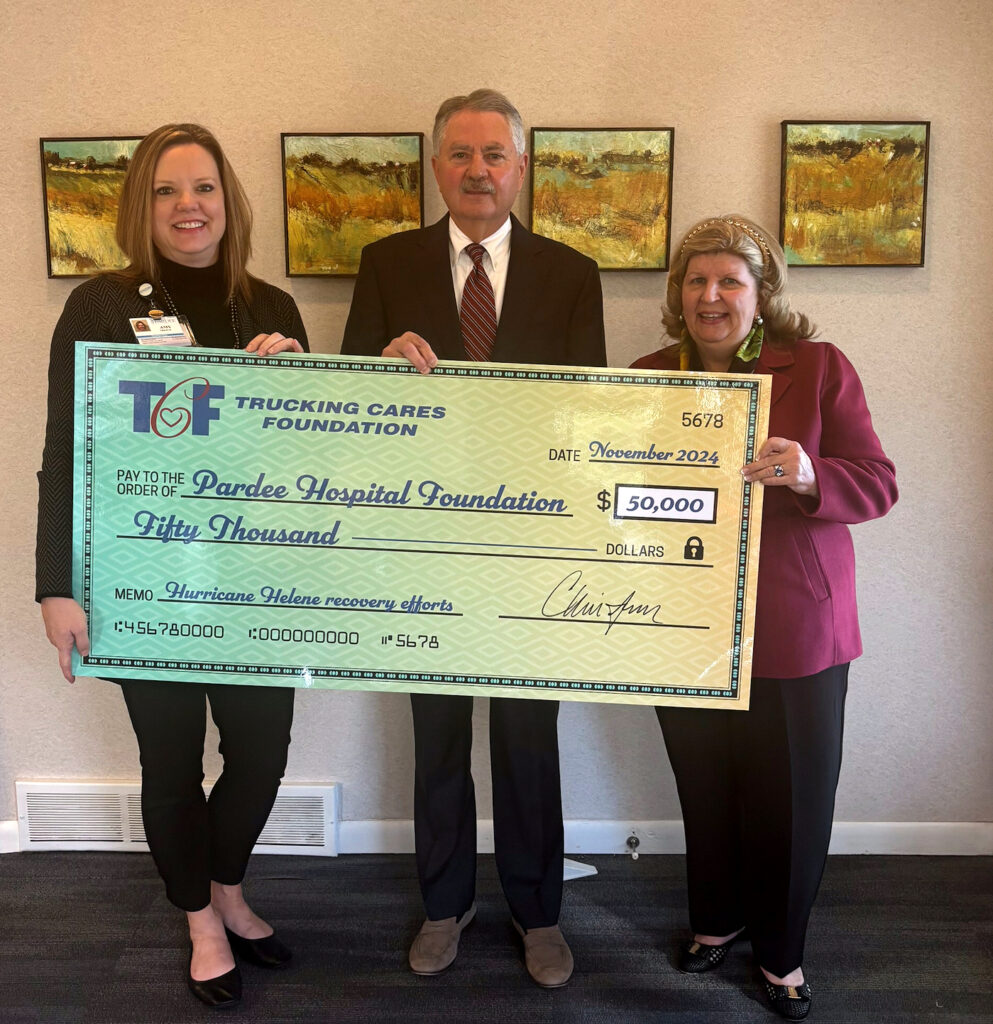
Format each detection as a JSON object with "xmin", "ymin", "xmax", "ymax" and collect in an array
[{"xmin": 460, "ymin": 243, "xmax": 497, "ymax": 361}]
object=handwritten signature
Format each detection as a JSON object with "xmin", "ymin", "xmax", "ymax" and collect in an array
[{"xmin": 541, "ymin": 569, "xmax": 664, "ymax": 635}]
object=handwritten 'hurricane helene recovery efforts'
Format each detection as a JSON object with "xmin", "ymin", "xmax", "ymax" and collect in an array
[{"xmin": 161, "ymin": 581, "xmax": 454, "ymax": 613}]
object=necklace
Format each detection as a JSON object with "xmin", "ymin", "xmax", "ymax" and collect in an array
[{"xmin": 156, "ymin": 279, "xmax": 242, "ymax": 348}]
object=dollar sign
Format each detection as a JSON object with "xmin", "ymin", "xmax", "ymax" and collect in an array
[{"xmin": 596, "ymin": 488, "xmax": 611, "ymax": 512}]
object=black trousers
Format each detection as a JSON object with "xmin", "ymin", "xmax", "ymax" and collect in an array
[
  {"xmin": 411, "ymin": 693, "xmax": 564, "ymax": 929},
  {"xmin": 658, "ymin": 664, "xmax": 849, "ymax": 976},
  {"xmin": 121, "ymin": 679, "xmax": 294, "ymax": 912}
]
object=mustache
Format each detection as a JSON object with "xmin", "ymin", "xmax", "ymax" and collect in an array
[{"xmin": 460, "ymin": 178, "xmax": 495, "ymax": 195}]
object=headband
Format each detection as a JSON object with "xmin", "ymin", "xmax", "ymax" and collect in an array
[{"xmin": 680, "ymin": 217, "xmax": 771, "ymax": 269}]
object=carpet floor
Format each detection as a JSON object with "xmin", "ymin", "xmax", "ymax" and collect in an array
[{"xmin": 0, "ymin": 852, "xmax": 989, "ymax": 1023}]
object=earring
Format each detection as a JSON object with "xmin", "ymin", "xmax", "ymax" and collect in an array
[
  {"xmin": 754, "ymin": 314, "xmax": 764, "ymax": 325},
  {"xmin": 678, "ymin": 314, "xmax": 684, "ymax": 322}
]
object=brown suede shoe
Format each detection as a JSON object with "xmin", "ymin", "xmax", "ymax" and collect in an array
[
  {"xmin": 513, "ymin": 920, "xmax": 574, "ymax": 987},
  {"xmin": 408, "ymin": 903, "xmax": 476, "ymax": 975}
]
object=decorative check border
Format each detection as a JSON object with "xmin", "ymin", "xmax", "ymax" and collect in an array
[{"xmin": 78, "ymin": 346, "xmax": 764, "ymax": 702}]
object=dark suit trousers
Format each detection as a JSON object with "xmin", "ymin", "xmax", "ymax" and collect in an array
[
  {"xmin": 121, "ymin": 679, "xmax": 294, "ymax": 912},
  {"xmin": 411, "ymin": 693, "xmax": 564, "ymax": 928},
  {"xmin": 658, "ymin": 665, "xmax": 849, "ymax": 976}
]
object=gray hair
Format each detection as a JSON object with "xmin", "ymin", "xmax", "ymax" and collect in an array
[{"xmin": 432, "ymin": 89, "xmax": 526, "ymax": 156}]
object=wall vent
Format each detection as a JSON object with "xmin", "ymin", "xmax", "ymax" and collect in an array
[{"xmin": 15, "ymin": 781, "xmax": 340, "ymax": 855}]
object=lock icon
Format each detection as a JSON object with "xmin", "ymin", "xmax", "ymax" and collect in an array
[{"xmin": 683, "ymin": 536, "xmax": 704, "ymax": 560}]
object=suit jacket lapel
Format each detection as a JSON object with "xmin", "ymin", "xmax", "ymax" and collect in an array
[
  {"xmin": 493, "ymin": 215, "xmax": 542, "ymax": 360},
  {"xmin": 757, "ymin": 344, "xmax": 795, "ymax": 407},
  {"xmin": 417, "ymin": 215, "xmax": 463, "ymax": 358}
]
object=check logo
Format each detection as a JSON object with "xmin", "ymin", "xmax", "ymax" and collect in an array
[{"xmin": 119, "ymin": 377, "xmax": 225, "ymax": 437}]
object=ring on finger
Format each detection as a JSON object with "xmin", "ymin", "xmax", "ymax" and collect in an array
[{"xmin": 773, "ymin": 464, "xmax": 785, "ymax": 478}]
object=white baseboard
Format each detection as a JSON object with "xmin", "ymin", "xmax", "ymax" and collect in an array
[
  {"xmin": 0, "ymin": 820, "xmax": 17, "ymax": 854},
  {"xmin": 338, "ymin": 819, "xmax": 414, "ymax": 854},
  {"xmin": 827, "ymin": 821, "xmax": 993, "ymax": 855},
  {"xmin": 327, "ymin": 818, "xmax": 993, "ymax": 856},
  {"xmin": 3, "ymin": 818, "xmax": 991, "ymax": 856}
]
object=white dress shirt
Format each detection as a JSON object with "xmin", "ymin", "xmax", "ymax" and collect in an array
[{"xmin": 447, "ymin": 217, "xmax": 513, "ymax": 322}]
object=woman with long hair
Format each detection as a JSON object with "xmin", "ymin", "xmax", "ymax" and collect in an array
[{"xmin": 38, "ymin": 124, "xmax": 309, "ymax": 1009}]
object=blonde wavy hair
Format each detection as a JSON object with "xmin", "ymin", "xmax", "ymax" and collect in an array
[
  {"xmin": 112, "ymin": 123, "xmax": 254, "ymax": 302},
  {"xmin": 662, "ymin": 214, "xmax": 816, "ymax": 345}
]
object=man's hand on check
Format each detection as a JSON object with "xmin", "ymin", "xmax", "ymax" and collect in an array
[{"xmin": 382, "ymin": 332, "xmax": 439, "ymax": 374}]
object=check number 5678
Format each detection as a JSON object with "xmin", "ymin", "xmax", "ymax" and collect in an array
[{"xmin": 615, "ymin": 485, "xmax": 717, "ymax": 524}]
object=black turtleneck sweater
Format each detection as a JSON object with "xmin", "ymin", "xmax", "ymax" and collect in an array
[
  {"xmin": 157, "ymin": 256, "xmax": 239, "ymax": 348},
  {"xmin": 37, "ymin": 264, "xmax": 310, "ymax": 599}
]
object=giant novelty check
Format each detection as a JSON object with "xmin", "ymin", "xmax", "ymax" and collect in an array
[{"xmin": 73, "ymin": 344, "xmax": 769, "ymax": 707}]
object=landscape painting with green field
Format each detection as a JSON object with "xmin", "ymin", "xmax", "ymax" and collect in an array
[
  {"xmin": 780, "ymin": 122, "xmax": 929, "ymax": 266},
  {"xmin": 530, "ymin": 128, "xmax": 673, "ymax": 271},
  {"xmin": 282, "ymin": 134, "xmax": 423, "ymax": 276},
  {"xmin": 41, "ymin": 137, "xmax": 141, "ymax": 276}
]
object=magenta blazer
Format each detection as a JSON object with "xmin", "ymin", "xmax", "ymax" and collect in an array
[{"xmin": 630, "ymin": 340, "xmax": 898, "ymax": 679}]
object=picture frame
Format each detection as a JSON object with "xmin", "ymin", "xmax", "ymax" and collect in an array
[
  {"xmin": 281, "ymin": 133, "xmax": 424, "ymax": 276},
  {"xmin": 40, "ymin": 136, "xmax": 142, "ymax": 277},
  {"xmin": 529, "ymin": 128, "xmax": 674, "ymax": 271},
  {"xmin": 779, "ymin": 121, "xmax": 930, "ymax": 267}
]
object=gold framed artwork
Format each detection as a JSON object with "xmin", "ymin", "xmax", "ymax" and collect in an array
[
  {"xmin": 780, "ymin": 121, "xmax": 930, "ymax": 267},
  {"xmin": 40, "ymin": 136, "xmax": 142, "ymax": 277},
  {"xmin": 529, "ymin": 128, "xmax": 674, "ymax": 271},
  {"xmin": 281, "ymin": 133, "xmax": 424, "ymax": 276}
]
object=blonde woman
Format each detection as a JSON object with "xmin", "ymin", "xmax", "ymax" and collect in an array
[
  {"xmin": 632, "ymin": 215, "xmax": 897, "ymax": 1020},
  {"xmin": 38, "ymin": 124, "xmax": 307, "ymax": 1008}
]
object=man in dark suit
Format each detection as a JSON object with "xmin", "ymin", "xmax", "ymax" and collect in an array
[{"xmin": 340, "ymin": 89, "xmax": 605, "ymax": 988}]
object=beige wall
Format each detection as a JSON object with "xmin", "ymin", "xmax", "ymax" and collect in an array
[{"xmin": 2, "ymin": 0, "xmax": 990, "ymax": 831}]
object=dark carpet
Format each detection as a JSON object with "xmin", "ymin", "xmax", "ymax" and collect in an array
[{"xmin": 0, "ymin": 852, "xmax": 990, "ymax": 1023}]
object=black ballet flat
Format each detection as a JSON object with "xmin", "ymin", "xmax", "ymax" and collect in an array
[
  {"xmin": 187, "ymin": 951, "xmax": 242, "ymax": 1008},
  {"xmin": 225, "ymin": 927, "xmax": 292, "ymax": 969},
  {"xmin": 677, "ymin": 928, "xmax": 748, "ymax": 973},
  {"xmin": 763, "ymin": 979, "xmax": 812, "ymax": 1020}
]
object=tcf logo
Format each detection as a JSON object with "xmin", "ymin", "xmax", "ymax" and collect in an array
[{"xmin": 119, "ymin": 377, "xmax": 224, "ymax": 437}]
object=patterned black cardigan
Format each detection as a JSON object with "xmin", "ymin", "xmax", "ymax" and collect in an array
[{"xmin": 35, "ymin": 273, "xmax": 309, "ymax": 600}]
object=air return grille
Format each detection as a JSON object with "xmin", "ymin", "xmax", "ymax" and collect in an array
[{"xmin": 15, "ymin": 781, "xmax": 339, "ymax": 855}]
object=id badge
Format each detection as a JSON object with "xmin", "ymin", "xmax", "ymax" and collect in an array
[{"xmin": 130, "ymin": 316, "xmax": 191, "ymax": 346}]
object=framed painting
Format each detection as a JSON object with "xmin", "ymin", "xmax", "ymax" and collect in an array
[
  {"xmin": 281, "ymin": 133, "xmax": 424, "ymax": 276},
  {"xmin": 780, "ymin": 121, "xmax": 930, "ymax": 267},
  {"xmin": 41, "ymin": 136, "xmax": 142, "ymax": 277},
  {"xmin": 529, "ymin": 128, "xmax": 674, "ymax": 271}
]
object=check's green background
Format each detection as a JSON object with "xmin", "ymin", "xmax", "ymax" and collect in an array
[{"xmin": 73, "ymin": 345, "xmax": 767, "ymax": 706}]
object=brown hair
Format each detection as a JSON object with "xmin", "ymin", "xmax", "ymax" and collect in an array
[
  {"xmin": 662, "ymin": 214, "xmax": 816, "ymax": 346},
  {"xmin": 112, "ymin": 123, "xmax": 254, "ymax": 302},
  {"xmin": 432, "ymin": 89, "xmax": 526, "ymax": 156}
]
